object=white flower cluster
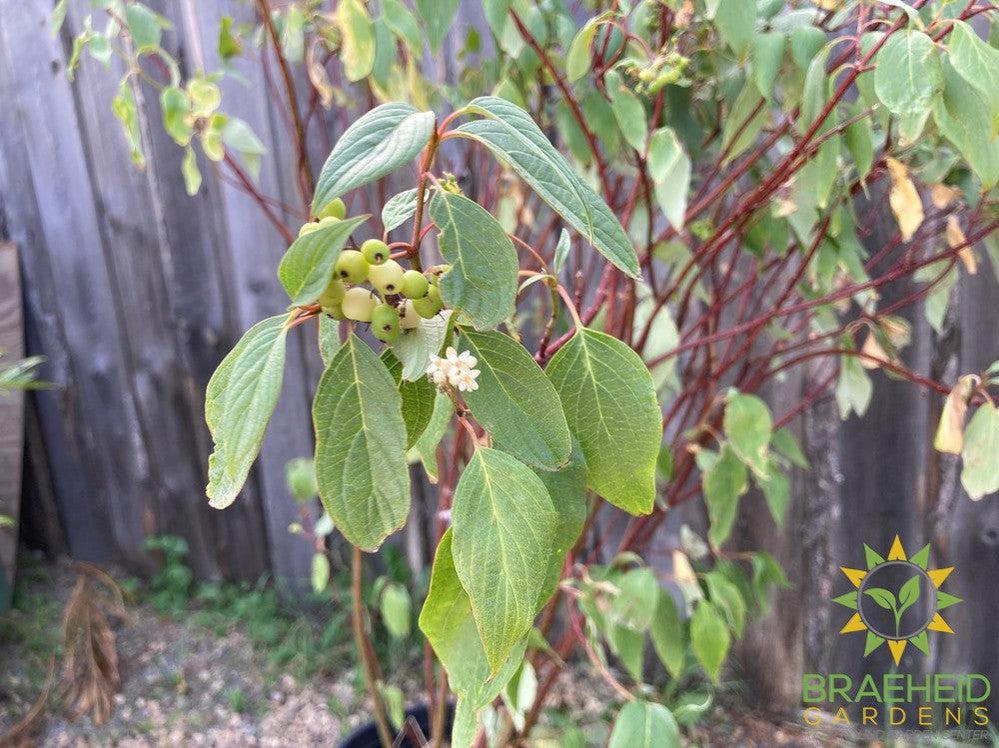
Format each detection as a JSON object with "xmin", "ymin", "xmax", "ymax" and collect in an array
[{"xmin": 427, "ymin": 347, "xmax": 481, "ymax": 392}]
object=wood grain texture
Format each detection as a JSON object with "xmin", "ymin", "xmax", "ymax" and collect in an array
[{"xmin": 0, "ymin": 242, "xmax": 25, "ymax": 609}]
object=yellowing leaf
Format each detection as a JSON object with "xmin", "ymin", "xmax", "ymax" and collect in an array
[
  {"xmin": 860, "ymin": 329, "xmax": 887, "ymax": 370},
  {"xmin": 961, "ymin": 403, "xmax": 999, "ymax": 500},
  {"xmin": 885, "ymin": 157, "xmax": 924, "ymax": 242},
  {"xmin": 930, "ymin": 183, "xmax": 961, "ymax": 209},
  {"xmin": 934, "ymin": 374, "xmax": 976, "ymax": 454},
  {"xmin": 946, "ymin": 215, "xmax": 976, "ymax": 274}
]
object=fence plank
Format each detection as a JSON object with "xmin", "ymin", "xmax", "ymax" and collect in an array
[{"xmin": 0, "ymin": 242, "xmax": 24, "ymax": 610}]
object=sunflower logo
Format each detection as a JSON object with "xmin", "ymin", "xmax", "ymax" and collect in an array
[{"xmin": 834, "ymin": 535, "xmax": 961, "ymax": 665}]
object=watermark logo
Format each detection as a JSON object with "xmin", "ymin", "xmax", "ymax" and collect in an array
[{"xmin": 833, "ymin": 535, "xmax": 961, "ymax": 665}]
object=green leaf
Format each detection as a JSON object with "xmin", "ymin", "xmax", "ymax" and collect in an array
[
  {"xmin": 610, "ymin": 566, "xmax": 659, "ymax": 631},
  {"xmin": 947, "ymin": 20, "xmax": 999, "ymax": 136},
  {"xmin": 313, "ymin": 335, "xmax": 410, "ymax": 551},
  {"xmin": 429, "ymin": 191, "xmax": 518, "ymax": 330},
  {"xmin": 648, "ymin": 128, "xmax": 691, "ymax": 229},
  {"xmin": 459, "ymin": 330, "xmax": 570, "ymax": 469},
  {"xmin": 408, "ymin": 392, "xmax": 453, "ymax": 482},
  {"xmin": 874, "ymin": 30, "xmax": 943, "ymax": 117},
  {"xmin": 420, "ymin": 529, "xmax": 528, "ymax": 703},
  {"xmin": 391, "ymin": 310, "xmax": 451, "ymax": 381},
  {"xmin": 382, "ymin": 350, "xmax": 435, "ymax": 449},
  {"xmin": 160, "ymin": 86, "xmax": 192, "ymax": 146},
  {"xmin": 380, "ymin": 581, "xmax": 412, "ymax": 639},
  {"xmin": 690, "ymin": 600, "xmax": 730, "ymax": 682},
  {"xmin": 758, "ymin": 462, "xmax": 790, "ymax": 525},
  {"xmin": 772, "ymin": 427, "xmax": 808, "ymax": 468},
  {"xmin": 50, "ymin": 0, "xmax": 67, "ymax": 36},
  {"xmin": 961, "ymin": 403, "xmax": 999, "ymax": 500},
  {"xmin": 318, "ymin": 314, "xmax": 341, "ymax": 367},
  {"xmin": 112, "ymin": 79, "xmax": 144, "ymax": 167},
  {"xmin": 752, "ymin": 31, "xmax": 785, "ymax": 99},
  {"xmin": 221, "ymin": 118, "xmax": 267, "ymax": 178},
  {"xmin": 285, "ymin": 457, "xmax": 318, "ymax": 502},
  {"xmin": 566, "ymin": 15, "xmax": 605, "ymax": 81},
  {"xmin": 532, "ymin": 439, "xmax": 588, "ymax": 608},
  {"xmin": 383, "ymin": 0, "xmax": 423, "ymax": 54},
  {"xmin": 206, "ymin": 315, "xmax": 289, "ymax": 509},
  {"xmin": 415, "ymin": 0, "xmax": 458, "ymax": 52},
  {"xmin": 864, "ymin": 587, "xmax": 897, "ymax": 611},
  {"xmin": 714, "ymin": 0, "xmax": 756, "ymax": 58},
  {"xmin": 650, "ymin": 592, "xmax": 685, "ymax": 679},
  {"xmin": 546, "ymin": 328, "xmax": 663, "ymax": 515},
  {"xmin": 312, "ymin": 103, "xmax": 434, "ymax": 215},
  {"xmin": 789, "ymin": 25, "xmax": 826, "ymax": 71},
  {"xmin": 608, "ymin": 623, "xmax": 645, "ymax": 682},
  {"xmin": 702, "ymin": 444, "xmax": 748, "ymax": 547},
  {"xmin": 311, "ymin": 552, "xmax": 330, "ymax": 593},
  {"xmin": 609, "ymin": 701, "xmax": 680, "ymax": 748},
  {"xmin": 553, "ymin": 228, "xmax": 571, "ymax": 273},
  {"xmin": 607, "ymin": 71, "xmax": 647, "ymax": 152},
  {"xmin": 381, "ymin": 188, "xmax": 421, "ymax": 232},
  {"xmin": 721, "ymin": 82, "xmax": 766, "ymax": 165},
  {"xmin": 704, "ymin": 571, "xmax": 746, "ymax": 636},
  {"xmin": 933, "ymin": 60, "xmax": 999, "ymax": 191},
  {"xmin": 126, "ymin": 3, "xmax": 162, "ymax": 50},
  {"xmin": 896, "ymin": 574, "xmax": 920, "ymax": 617},
  {"xmin": 181, "ymin": 146, "xmax": 201, "ymax": 196},
  {"xmin": 277, "ymin": 215, "xmax": 368, "ymax": 305},
  {"xmin": 843, "ymin": 106, "xmax": 874, "ymax": 182},
  {"xmin": 456, "ymin": 97, "xmax": 639, "ymax": 277},
  {"xmin": 451, "ymin": 448, "xmax": 558, "ymax": 672},
  {"xmin": 723, "ymin": 391, "xmax": 772, "ymax": 477},
  {"xmin": 218, "ymin": 16, "xmax": 242, "ymax": 62},
  {"xmin": 836, "ymin": 341, "xmax": 873, "ymax": 419},
  {"xmin": 336, "ymin": 0, "xmax": 375, "ymax": 81}
]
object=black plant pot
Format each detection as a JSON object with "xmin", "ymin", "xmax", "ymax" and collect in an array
[{"xmin": 339, "ymin": 702, "xmax": 454, "ymax": 748}]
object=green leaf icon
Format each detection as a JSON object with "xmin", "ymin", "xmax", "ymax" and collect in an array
[
  {"xmin": 896, "ymin": 574, "xmax": 921, "ymax": 617},
  {"xmin": 864, "ymin": 587, "xmax": 897, "ymax": 611}
]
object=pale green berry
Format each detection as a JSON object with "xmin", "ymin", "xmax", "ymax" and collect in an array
[
  {"xmin": 317, "ymin": 197, "xmax": 346, "ymax": 220},
  {"xmin": 399, "ymin": 300, "xmax": 421, "ymax": 329},
  {"xmin": 341, "ymin": 287, "xmax": 377, "ymax": 322},
  {"xmin": 371, "ymin": 303, "xmax": 401, "ymax": 343},
  {"xmin": 368, "ymin": 259, "xmax": 405, "ymax": 295},
  {"xmin": 400, "ymin": 270, "xmax": 430, "ymax": 299},
  {"xmin": 412, "ymin": 286, "xmax": 443, "ymax": 318},
  {"xmin": 318, "ymin": 278, "xmax": 346, "ymax": 309},
  {"xmin": 361, "ymin": 238, "xmax": 390, "ymax": 266},
  {"xmin": 335, "ymin": 249, "xmax": 369, "ymax": 284},
  {"xmin": 298, "ymin": 215, "xmax": 340, "ymax": 237}
]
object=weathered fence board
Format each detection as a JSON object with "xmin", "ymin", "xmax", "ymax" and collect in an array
[{"xmin": 0, "ymin": 242, "xmax": 25, "ymax": 610}]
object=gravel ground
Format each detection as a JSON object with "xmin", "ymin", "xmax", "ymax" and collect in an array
[{"xmin": 1, "ymin": 558, "xmax": 863, "ymax": 747}]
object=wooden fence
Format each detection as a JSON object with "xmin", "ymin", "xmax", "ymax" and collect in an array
[{"xmin": 2, "ymin": 0, "xmax": 999, "ymax": 713}]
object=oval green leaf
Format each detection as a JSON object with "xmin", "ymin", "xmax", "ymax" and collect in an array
[
  {"xmin": 459, "ymin": 329, "xmax": 570, "ymax": 469},
  {"xmin": 450, "ymin": 447, "xmax": 558, "ymax": 673},
  {"xmin": 206, "ymin": 315, "xmax": 289, "ymax": 509},
  {"xmin": 277, "ymin": 215, "xmax": 368, "ymax": 305},
  {"xmin": 429, "ymin": 190, "xmax": 518, "ymax": 330},
  {"xmin": 545, "ymin": 328, "xmax": 662, "ymax": 515},
  {"xmin": 313, "ymin": 334, "xmax": 410, "ymax": 551},
  {"xmin": 312, "ymin": 102, "xmax": 434, "ymax": 215},
  {"xmin": 456, "ymin": 97, "xmax": 639, "ymax": 277}
]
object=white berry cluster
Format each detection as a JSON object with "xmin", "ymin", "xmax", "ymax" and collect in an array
[{"xmin": 427, "ymin": 347, "xmax": 481, "ymax": 392}]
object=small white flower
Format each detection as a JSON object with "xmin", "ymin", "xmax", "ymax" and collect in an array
[{"xmin": 427, "ymin": 347, "xmax": 481, "ymax": 392}]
